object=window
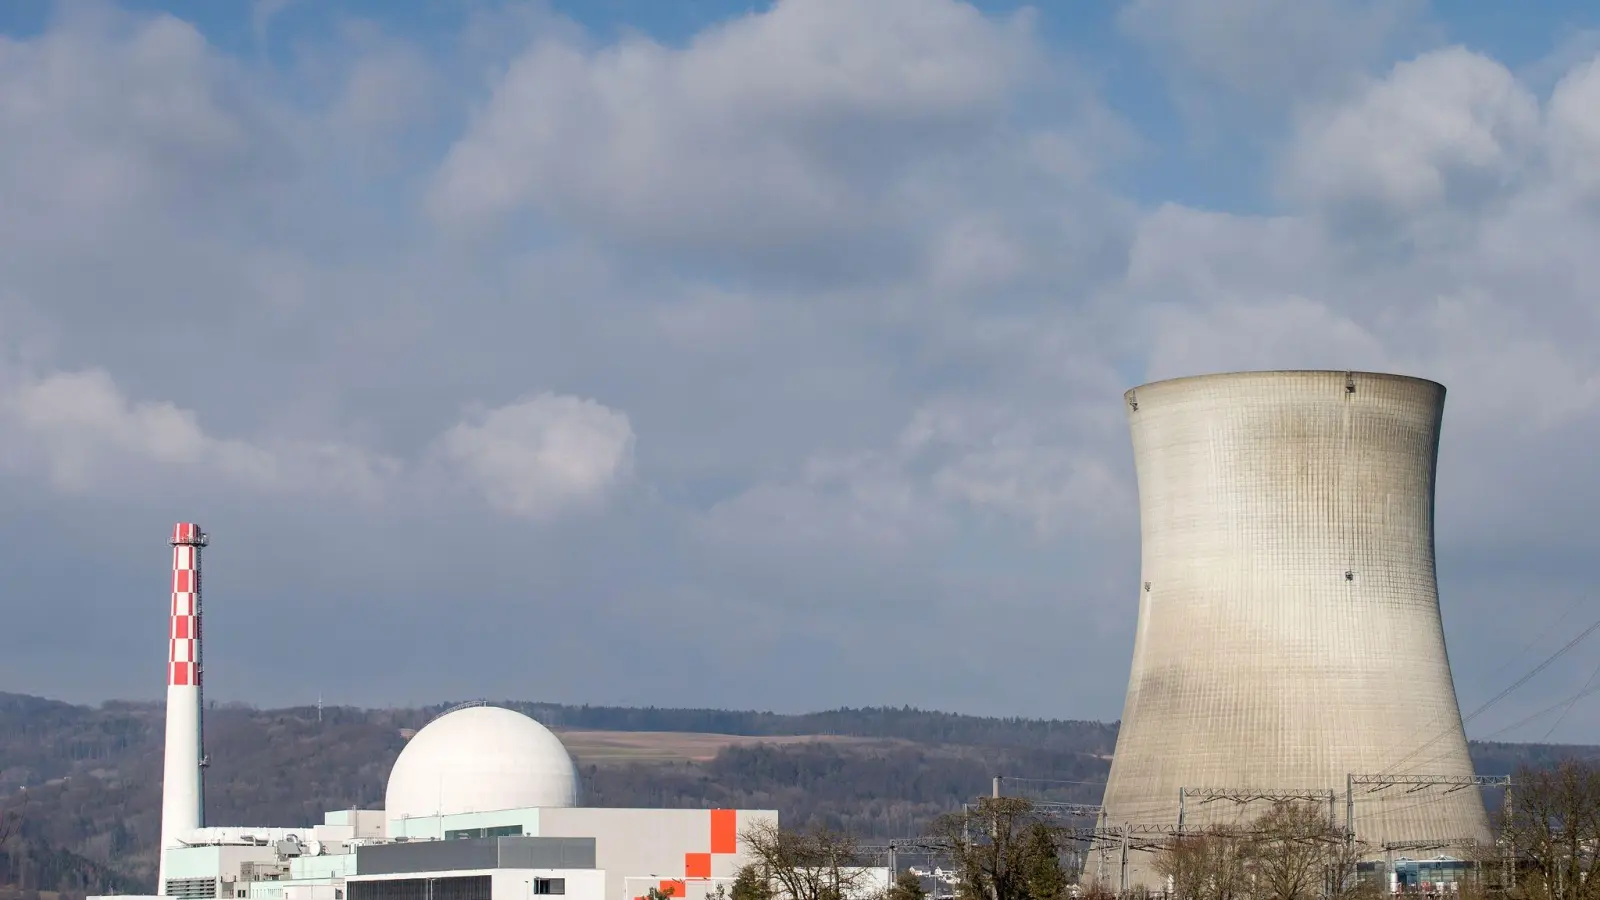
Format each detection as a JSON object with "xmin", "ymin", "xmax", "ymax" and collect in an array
[
  {"xmin": 166, "ymin": 879, "xmax": 219, "ymax": 899},
  {"xmin": 350, "ymin": 876, "xmax": 491, "ymax": 900},
  {"xmin": 534, "ymin": 879, "xmax": 565, "ymax": 895},
  {"xmin": 445, "ymin": 825, "xmax": 523, "ymax": 840}
]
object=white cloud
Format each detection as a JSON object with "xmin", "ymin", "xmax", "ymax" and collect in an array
[
  {"xmin": 1113, "ymin": 46, "xmax": 1600, "ymax": 563},
  {"xmin": 2, "ymin": 0, "xmax": 1600, "ymax": 732},
  {"xmin": 436, "ymin": 393, "xmax": 635, "ymax": 519},
  {"xmin": 1122, "ymin": 204, "xmax": 1326, "ymax": 305},
  {"xmin": 1546, "ymin": 57, "xmax": 1600, "ymax": 195},
  {"xmin": 902, "ymin": 398, "xmax": 1133, "ymax": 537},
  {"xmin": 0, "ymin": 6, "xmax": 287, "ymax": 232},
  {"xmin": 701, "ymin": 392, "xmax": 1133, "ymax": 553},
  {"xmin": 699, "ymin": 451, "xmax": 951, "ymax": 553},
  {"xmin": 0, "ymin": 363, "xmax": 399, "ymax": 496},
  {"xmin": 428, "ymin": 0, "xmax": 1045, "ymax": 267},
  {"xmin": 0, "ymin": 348, "xmax": 636, "ymax": 522},
  {"xmin": 1118, "ymin": 0, "xmax": 1428, "ymax": 113},
  {"xmin": 335, "ymin": 39, "xmax": 437, "ymax": 138},
  {"xmin": 1282, "ymin": 48, "xmax": 1540, "ymax": 225},
  {"xmin": 1144, "ymin": 294, "xmax": 1390, "ymax": 381},
  {"xmin": 924, "ymin": 216, "xmax": 1029, "ymax": 293}
]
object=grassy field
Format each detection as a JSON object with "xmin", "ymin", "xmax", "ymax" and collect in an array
[{"xmin": 553, "ymin": 729, "xmax": 888, "ymax": 763}]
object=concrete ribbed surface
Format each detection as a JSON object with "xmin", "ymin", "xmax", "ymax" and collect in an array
[{"xmin": 1092, "ymin": 371, "xmax": 1489, "ymax": 890}]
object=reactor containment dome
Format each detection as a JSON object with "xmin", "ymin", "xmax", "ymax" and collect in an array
[
  {"xmin": 385, "ymin": 704, "xmax": 580, "ymax": 821},
  {"xmin": 1093, "ymin": 370, "xmax": 1490, "ymax": 890}
]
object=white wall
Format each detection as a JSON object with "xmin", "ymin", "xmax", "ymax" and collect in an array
[
  {"xmin": 372, "ymin": 805, "xmax": 780, "ymax": 900},
  {"xmin": 388, "ymin": 808, "xmax": 543, "ymax": 841},
  {"xmin": 536, "ymin": 808, "xmax": 779, "ymax": 900},
  {"xmin": 164, "ymin": 844, "xmax": 282, "ymax": 881},
  {"xmin": 323, "ymin": 810, "xmax": 386, "ymax": 840},
  {"xmin": 491, "ymin": 869, "xmax": 607, "ymax": 900}
]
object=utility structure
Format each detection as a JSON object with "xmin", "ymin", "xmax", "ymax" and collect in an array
[
  {"xmin": 1091, "ymin": 371, "xmax": 1491, "ymax": 890},
  {"xmin": 1178, "ymin": 787, "xmax": 1338, "ymax": 831},
  {"xmin": 158, "ymin": 523, "xmax": 209, "ymax": 897}
]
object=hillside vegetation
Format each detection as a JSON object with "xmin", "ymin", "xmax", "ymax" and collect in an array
[{"xmin": 1, "ymin": 693, "xmax": 1593, "ymax": 896}]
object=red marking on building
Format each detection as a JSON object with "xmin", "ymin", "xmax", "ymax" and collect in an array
[
  {"xmin": 685, "ymin": 853, "xmax": 712, "ymax": 879},
  {"xmin": 710, "ymin": 809, "xmax": 737, "ymax": 854}
]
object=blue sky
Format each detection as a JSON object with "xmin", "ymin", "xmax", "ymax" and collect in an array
[{"xmin": 1, "ymin": 0, "xmax": 1599, "ymax": 748}]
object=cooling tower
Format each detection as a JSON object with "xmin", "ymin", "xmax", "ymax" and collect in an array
[{"xmin": 1095, "ymin": 370, "xmax": 1489, "ymax": 890}]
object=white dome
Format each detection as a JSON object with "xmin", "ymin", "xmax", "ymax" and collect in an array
[{"xmin": 385, "ymin": 705, "xmax": 580, "ymax": 821}]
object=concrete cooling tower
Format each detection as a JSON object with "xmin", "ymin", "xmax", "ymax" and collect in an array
[{"xmin": 1093, "ymin": 370, "xmax": 1489, "ymax": 890}]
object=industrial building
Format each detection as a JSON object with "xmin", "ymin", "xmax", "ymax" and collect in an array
[
  {"xmin": 96, "ymin": 524, "xmax": 780, "ymax": 900},
  {"xmin": 96, "ymin": 367, "xmax": 1500, "ymax": 900},
  {"xmin": 1089, "ymin": 371, "xmax": 1490, "ymax": 891}
]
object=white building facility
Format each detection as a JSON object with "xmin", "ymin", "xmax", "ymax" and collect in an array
[
  {"xmin": 385, "ymin": 706, "xmax": 581, "ymax": 820},
  {"xmin": 127, "ymin": 702, "xmax": 775, "ymax": 900},
  {"xmin": 93, "ymin": 526, "xmax": 778, "ymax": 900}
]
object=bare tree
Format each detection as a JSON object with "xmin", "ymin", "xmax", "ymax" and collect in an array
[
  {"xmin": 740, "ymin": 821, "xmax": 874, "ymax": 900},
  {"xmin": 0, "ymin": 791, "xmax": 26, "ymax": 852},
  {"xmin": 922, "ymin": 797, "xmax": 1067, "ymax": 900},
  {"xmin": 1503, "ymin": 760, "xmax": 1600, "ymax": 900},
  {"xmin": 1247, "ymin": 803, "xmax": 1350, "ymax": 900},
  {"xmin": 1152, "ymin": 802, "xmax": 1374, "ymax": 900},
  {"xmin": 1318, "ymin": 827, "xmax": 1371, "ymax": 900},
  {"xmin": 1153, "ymin": 826, "xmax": 1250, "ymax": 900},
  {"xmin": 1457, "ymin": 840, "xmax": 1513, "ymax": 900}
]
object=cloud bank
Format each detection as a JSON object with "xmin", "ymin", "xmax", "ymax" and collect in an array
[{"xmin": 1, "ymin": 0, "xmax": 1598, "ymax": 742}]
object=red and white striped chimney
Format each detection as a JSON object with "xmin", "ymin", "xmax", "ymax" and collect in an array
[{"xmin": 158, "ymin": 523, "xmax": 208, "ymax": 896}]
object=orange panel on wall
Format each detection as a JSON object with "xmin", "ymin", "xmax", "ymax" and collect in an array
[
  {"xmin": 710, "ymin": 809, "xmax": 738, "ymax": 854},
  {"xmin": 685, "ymin": 852, "xmax": 712, "ymax": 879},
  {"xmin": 661, "ymin": 881, "xmax": 687, "ymax": 898}
]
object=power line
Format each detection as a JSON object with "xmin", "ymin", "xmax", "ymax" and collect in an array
[
  {"xmin": 1463, "ymin": 619, "xmax": 1600, "ymax": 724},
  {"xmin": 1482, "ymin": 594, "xmax": 1588, "ymax": 684},
  {"xmin": 1000, "ymin": 777, "xmax": 1107, "ymax": 787},
  {"xmin": 1542, "ymin": 655, "xmax": 1600, "ymax": 742},
  {"xmin": 1477, "ymin": 678, "xmax": 1600, "ymax": 743},
  {"xmin": 1380, "ymin": 616, "xmax": 1600, "ymax": 776}
]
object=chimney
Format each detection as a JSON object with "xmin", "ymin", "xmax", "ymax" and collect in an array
[{"xmin": 158, "ymin": 523, "xmax": 208, "ymax": 896}]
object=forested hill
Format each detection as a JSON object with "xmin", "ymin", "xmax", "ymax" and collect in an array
[
  {"xmin": 500, "ymin": 701, "xmax": 1119, "ymax": 751},
  {"xmin": 2, "ymin": 692, "xmax": 1597, "ymax": 896}
]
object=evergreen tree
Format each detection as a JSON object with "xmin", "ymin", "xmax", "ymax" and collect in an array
[
  {"xmin": 1018, "ymin": 823, "xmax": 1066, "ymax": 900},
  {"xmin": 887, "ymin": 870, "xmax": 927, "ymax": 900},
  {"xmin": 926, "ymin": 797, "xmax": 1050, "ymax": 900},
  {"xmin": 730, "ymin": 864, "xmax": 773, "ymax": 900}
]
